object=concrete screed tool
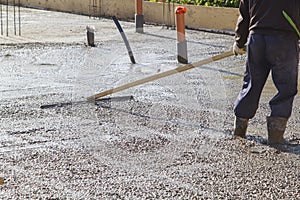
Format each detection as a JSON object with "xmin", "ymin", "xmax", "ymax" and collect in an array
[
  {"xmin": 40, "ymin": 50, "xmax": 234, "ymax": 109},
  {"xmin": 87, "ymin": 50, "xmax": 234, "ymax": 101}
]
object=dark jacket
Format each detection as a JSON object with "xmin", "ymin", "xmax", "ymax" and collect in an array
[{"xmin": 235, "ymin": 0, "xmax": 300, "ymax": 48}]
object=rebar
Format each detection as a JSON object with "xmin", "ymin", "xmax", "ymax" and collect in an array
[
  {"xmin": 6, "ymin": 0, "xmax": 8, "ymax": 36},
  {"xmin": 0, "ymin": 0, "xmax": 21, "ymax": 37},
  {"xmin": 0, "ymin": 0, "xmax": 3, "ymax": 35},
  {"xmin": 89, "ymin": 0, "xmax": 91, "ymax": 18},
  {"xmin": 89, "ymin": 0, "xmax": 101, "ymax": 19},
  {"xmin": 18, "ymin": 0, "xmax": 20, "ymax": 35},
  {"xmin": 166, "ymin": 1, "xmax": 176, "ymax": 29},
  {"xmin": 92, "ymin": 0, "xmax": 97, "ymax": 18},
  {"xmin": 13, "ymin": 0, "xmax": 16, "ymax": 35},
  {"xmin": 99, "ymin": 0, "xmax": 102, "ymax": 18}
]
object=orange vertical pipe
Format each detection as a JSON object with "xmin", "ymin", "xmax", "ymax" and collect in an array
[
  {"xmin": 135, "ymin": 0, "xmax": 144, "ymax": 33},
  {"xmin": 136, "ymin": 0, "xmax": 143, "ymax": 15},
  {"xmin": 175, "ymin": 6, "xmax": 186, "ymax": 42},
  {"xmin": 175, "ymin": 6, "xmax": 188, "ymax": 64}
]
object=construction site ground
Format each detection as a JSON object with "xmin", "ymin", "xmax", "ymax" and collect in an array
[{"xmin": 0, "ymin": 6, "xmax": 299, "ymax": 199}]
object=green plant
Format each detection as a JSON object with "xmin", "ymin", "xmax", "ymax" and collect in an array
[{"xmin": 146, "ymin": 0, "xmax": 240, "ymax": 8}]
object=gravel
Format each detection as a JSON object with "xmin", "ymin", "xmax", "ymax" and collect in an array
[{"xmin": 0, "ymin": 6, "xmax": 299, "ymax": 199}]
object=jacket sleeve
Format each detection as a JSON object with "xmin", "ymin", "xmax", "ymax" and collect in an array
[{"xmin": 235, "ymin": 0, "xmax": 250, "ymax": 48}]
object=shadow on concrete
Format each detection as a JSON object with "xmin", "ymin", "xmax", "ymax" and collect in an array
[
  {"xmin": 200, "ymin": 65, "xmax": 243, "ymax": 77},
  {"xmin": 245, "ymin": 135, "xmax": 300, "ymax": 156},
  {"xmin": 143, "ymin": 32, "xmax": 229, "ymax": 48}
]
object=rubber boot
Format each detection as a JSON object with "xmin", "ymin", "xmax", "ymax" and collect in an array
[
  {"xmin": 267, "ymin": 116, "xmax": 288, "ymax": 144},
  {"xmin": 234, "ymin": 117, "xmax": 249, "ymax": 137}
]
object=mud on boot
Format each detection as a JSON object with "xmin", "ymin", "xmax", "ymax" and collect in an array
[
  {"xmin": 267, "ymin": 116, "xmax": 288, "ymax": 145},
  {"xmin": 234, "ymin": 117, "xmax": 249, "ymax": 137}
]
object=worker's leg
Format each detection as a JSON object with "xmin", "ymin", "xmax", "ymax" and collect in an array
[
  {"xmin": 265, "ymin": 36, "xmax": 299, "ymax": 144},
  {"xmin": 266, "ymin": 36, "xmax": 299, "ymax": 118},
  {"xmin": 234, "ymin": 34, "xmax": 270, "ymax": 119},
  {"xmin": 233, "ymin": 34, "xmax": 270, "ymax": 136}
]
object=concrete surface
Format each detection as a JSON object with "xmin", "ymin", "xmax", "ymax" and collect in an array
[{"xmin": 0, "ymin": 6, "xmax": 299, "ymax": 199}]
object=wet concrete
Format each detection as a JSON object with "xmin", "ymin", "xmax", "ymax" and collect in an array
[{"xmin": 0, "ymin": 6, "xmax": 299, "ymax": 199}]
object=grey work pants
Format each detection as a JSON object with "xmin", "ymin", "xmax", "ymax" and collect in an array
[{"xmin": 234, "ymin": 34, "xmax": 299, "ymax": 119}]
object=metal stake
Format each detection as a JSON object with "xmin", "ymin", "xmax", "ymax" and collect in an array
[
  {"xmin": 93, "ymin": 0, "xmax": 96, "ymax": 18},
  {"xmin": 18, "ymin": 0, "xmax": 20, "ymax": 35},
  {"xmin": 98, "ymin": 0, "xmax": 101, "ymax": 18},
  {"xmin": 89, "ymin": 0, "xmax": 91, "ymax": 18},
  {"xmin": 13, "ymin": 0, "xmax": 16, "ymax": 35},
  {"xmin": 0, "ymin": 0, "xmax": 3, "ymax": 35},
  {"xmin": 167, "ymin": 1, "xmax": 171, "ymax": 29},
  {"xmin": 6, "ymin": 0, "xmax": 8, "ymax": 36}
]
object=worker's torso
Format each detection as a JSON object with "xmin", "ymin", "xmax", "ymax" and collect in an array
[{"xmin": 247, "ymin": 0, "xmax": 300, "ymax": 40}]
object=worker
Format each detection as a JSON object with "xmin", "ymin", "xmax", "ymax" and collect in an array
[{"xmin": 233, "ymin": 0, "xmax": 300, "ymax": 144}]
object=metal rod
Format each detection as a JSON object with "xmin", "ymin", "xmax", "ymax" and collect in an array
[
  {"xmin": 0, "ymin": 0, "xmax": 3, "ymax": 35},
  {"xmin": 92, "ymin": 0, "xmax": 94, "ymax": 18},
  {"xmin": 162, "ymin": 0, "xmax": 165, "ymax": 28},
  {"xmin": 99, "ymin": 0, "xmax": 101, "ymax": 18},
  {"xmin": 173, "ymin": 0, "xmax": 175, "ymax": 28},
  {"xmin": 167, "ymin": 0, "xmax": 170, "ymax": 29},
  {"xmin": 13, "ymin": 0, "xmax": 16, "ymax": 35},
  {"xmin": 18, "ymin": 0, "xmax": 20, "ymax": 35},
  {"xmin": 89, "ymin": 0, "xmax": 91, "ymax": 18},
  {"xmin": 6, "ymin": 0, "xmax": 8, "ymax": 36},
  {"xmin": 94, "ymin": 0, "xmax": 96, "ymax": 18}
]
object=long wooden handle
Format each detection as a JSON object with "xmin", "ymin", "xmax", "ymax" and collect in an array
[{"xmin": 88, "ymin": 50, "xmax": 234, "ymax": 100}]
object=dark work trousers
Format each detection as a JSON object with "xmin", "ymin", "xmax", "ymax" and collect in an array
[{"xmin": 234, "ymin": 34, "xmax": 299, "ymax": 119}]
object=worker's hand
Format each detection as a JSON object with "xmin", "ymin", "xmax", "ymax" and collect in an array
[{"xmin": 233, "ymin": 42, "xmax": 246, "ymax": 55}]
